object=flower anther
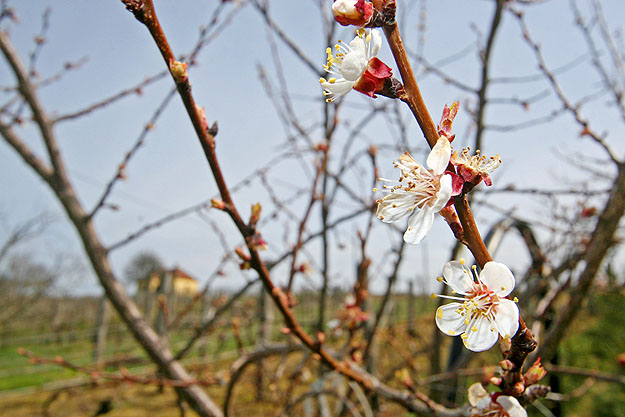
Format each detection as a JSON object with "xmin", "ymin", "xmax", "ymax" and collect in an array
[
  {"xmin": 434, "ymin": 260, "xmax": 520, "ymax": 352},
  {"xmin": 376, "ymin": 137, "xmax": 455, "ymax": 244},
  {"xmin": 332, "ymin": 0, "xmax": 374, "ymax": 27},
  {"xmin": 451, "ymin": 147, "xmax": 501, "ymax": 187},
  {"xmin": 320, "ymin": 28, "xmax": 392, "ymax": 101},
  {"xmin": 468, "ymin": 383, "xmax": 527, "ymax": 417}
]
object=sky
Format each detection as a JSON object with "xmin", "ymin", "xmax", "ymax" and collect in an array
[{"xmin": 1, "ymin": 0, "xmax": 624, "ymax": 296}]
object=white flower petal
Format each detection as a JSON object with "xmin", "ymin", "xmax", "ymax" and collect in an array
[
  {"xmin": 349, "ymin": 35, "xmax": 367, "ymax": 56},
  {"xmin": 430, "ymin": 174, "xmax": 452, "ymax": 212},
  {"xmin": 435, "ymin": 303, "xmax": 467, "ymax": 336},
  {"xmin": 376, "ymin": 192, "xmax": 416, "ymax": 223},
  {"xmin": 396, "ymin": 152, "xmax": 426, "ymax": 177},
  {"xmin": 463, "ymin": 316, "xmax": 499, "ymax": 352},
  {"xmin": 480, "ymin": 261, "xmax": 515, "ymax": 297},
  {"xmin": 426, "ymin": 137, "xmax": 451, "ymax": 175},
  {"xmin": 496, "ymin": 396, "xmax": 527, "ymax": 417},
  {"xmin": 369, "ymin": 29, "xmax": 382, "ymax": 57},
  {"xmin": 340, "ymin": 50, "xmax": 367, "ymax": 81},
  {"xmin": 467, "ymin": 383, "xmax": 491, "ymax": 409},
  {"xmin": 493, "ymin": 298, "xmax": 520, "ymax": 339},
  {"xmin": 403, "ymin": 206, "xmax": 434, "ymax": 244},
  {"xmin": 321, "ymin": 78, "xmax": 355, "ymax": 98},
  {"xmin": 442, "ymin": 261, "xmax": 474, "ymax": 294}
]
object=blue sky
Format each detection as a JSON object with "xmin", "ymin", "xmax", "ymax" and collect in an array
[{"xmin": 1, "ymin": 0, "xmax": 624, "ymax": 295}]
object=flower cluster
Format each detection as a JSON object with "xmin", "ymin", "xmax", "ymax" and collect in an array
[
  {"xmin": 433, "ymin": 260, "xmax": 520, "ymax": 352},
  {"xmin": 320, "ymin": 29, "xmax": 393, "ymax": 102},
  {"xmin": 320, "ymin": 7, "xmax": 529, "ymax": 413},
  {"xmin": 376, "ymin": 137, "xmax": 458, "ymax": 244}
]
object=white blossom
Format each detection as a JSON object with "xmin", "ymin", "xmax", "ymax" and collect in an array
[
  {"xmin": 376, "ymin": 137, "xmax": 453, "ymax": 244},
  {"xmin": 434, "ymin": 260, "xmax": 520, "ymax": 352},
  {"xmin": 320, "ymin": 29, "xmax": 385, "ymax": 102}
]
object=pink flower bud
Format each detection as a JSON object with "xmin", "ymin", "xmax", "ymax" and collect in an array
[
  {"xmin": 438, "ymin": 101, "xmax": 459, "ymax": 142},
  {"xmin": 332, "ymin": 0, "xmax": 374, "ymax": 27},
  {"xmin": 499, "ymin": 359, "xmax": 515, "ymax": 371}
]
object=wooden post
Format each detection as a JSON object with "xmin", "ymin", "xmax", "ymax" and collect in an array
[
  {"xmin": 255, "ymin": 286, "xmax": 273, "ymax": 400},
  {"xmin": 407, "ymin": 281, "xmax": 416, "ymax": 337},
  {"xmin": 92, "ymin": 295, "xmax": 110, "ymax": 365},
  {"xmin": 155, "ymin": 270, "xmax": 173, "ymax": 337}
]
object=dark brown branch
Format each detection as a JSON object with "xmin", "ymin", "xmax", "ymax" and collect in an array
[{"xmin": 474, "ymin": 0, "xmax": 507, "ymax": 151}]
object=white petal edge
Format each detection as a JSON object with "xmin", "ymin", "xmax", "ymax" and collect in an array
[
  {"xmin": 321, "ymin": 79, "xmax": 355, "ymax": 98},
  {"xmin": 426, "ymin": 137, "xmax": 451, "ymax": 175},
  {"xmin": 463, "ymin": 315, "xmax": 499, "ymax": 352},
  {"xmin": 442, "ymin": 261, "xmax": 474, "ymax": 294},
  {"xmin": 435, "ymin": 303, "xmax": 468, "ymax": 336},
  {"xmin": 369, "ymin": 29, "xmax": 382, "ymax": 57},
  {"xmin": 480, "ymin": 261, "xmax": 515, "ymax": 297},
  {"xmin": 403, "ymin": 206, "xmax": 434, "ymax": 244},
  {"xmin": 493, "ymin": 298, "xmax": 520, "ymax": 339},
  {"xmin": 496, "ymin": 396, "xmax": 527, "ymax": 417},
  {"xmin": 376, "ymin": 192, "xmax": 415, "ymax": 223},
  {"xmin": 430, "ymin": 174, "xmax": 453, "ymax": 212},
  {"xmin": 467, "ymin": 383, "xmax": 490, "ymax": 408}
]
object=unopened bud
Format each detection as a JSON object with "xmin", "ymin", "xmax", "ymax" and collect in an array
[
  {"xmin": 314, "ymin": 141, "xmax": 329, "ymax": 152},
  {"xmin": 489, "ymin": 376, "xmax": 502, "ymax": 386},
  {"xmin": 437, "ymin": 101, "xmax": 459, "ymax": 142},
  {"xmin": 524, "ymin": 357, "xmax": 547, "ymax": 386},
  {"xmin": 248, "ymin": 233, "xmax": 268, "ymax": 251},
  {"xmin": 332, "ymin": 0, "xmax": 374, "ymax": 27},
  {"xmin": 234, "ymin": 246, "xmax": 251, "ymax": 262},
  {"xmin": 195, "ymin": 105, "xmax": 209, "ymax": 131},
  {"xmin": 513, "ymin": 382, "xmax": 525, "ymax": 396},
  {"xmin": 395, "ymin": 368, "xmax": 413, "ymax": 388},
  {"xmin": 250, "ymin": 202, "xmax": 262, "ymax": 227},
  {"xmin": 499, "ymin": 337, "xmax": 512, "ymax": 355},
  {"xmin": 499, "ymin": 359, "xmax": 515, "ymax": 371},
  {"xmin": 211, "ymin": 199, "xmax": 226, "ymax": 210},
  {"xmin": 169, "ymin": 60, "xmax": 188, "ymax": 83}
]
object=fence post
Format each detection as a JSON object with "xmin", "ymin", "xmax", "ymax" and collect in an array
[
  {"xmin": 92, "ymin": 295, "xmax": 110, "ymax": 365},
  {"xmin": 255, "ymin": 285, "xmax": 273, "ymax": 400},
  {"xmin": 155, "ymin": 270, "xmax": 173, "ymax": 337},
  {"xmin": 407, "ymin": 281, "xmax": 416, "ymax": 337}
]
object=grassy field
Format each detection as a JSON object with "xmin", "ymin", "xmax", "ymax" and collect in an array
[{"xmin": 0, "ymin": 289, "xmax": 623, "ymax": 416}]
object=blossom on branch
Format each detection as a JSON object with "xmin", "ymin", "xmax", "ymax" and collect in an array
[
  {"xmin": 433, "ymin": 260, "xmax": 520, "ymax": 352},
  {"xmin": 376, "ymin": 137, "xmax": 459, "ymax": 244},
  {"xmin": 332, "ymin": 0, "xmax": 374, "ymax": 27},
  {"xmin": 451, "ymin": 148, "xmax": 501, "ymax": 187},
  {"xmin": 319, "ymin": 29, "xmax": 393, "ymax": 101},
  {"xmin": 468, "ymin": 383, "xmax": 527, "ymax": 417}
]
